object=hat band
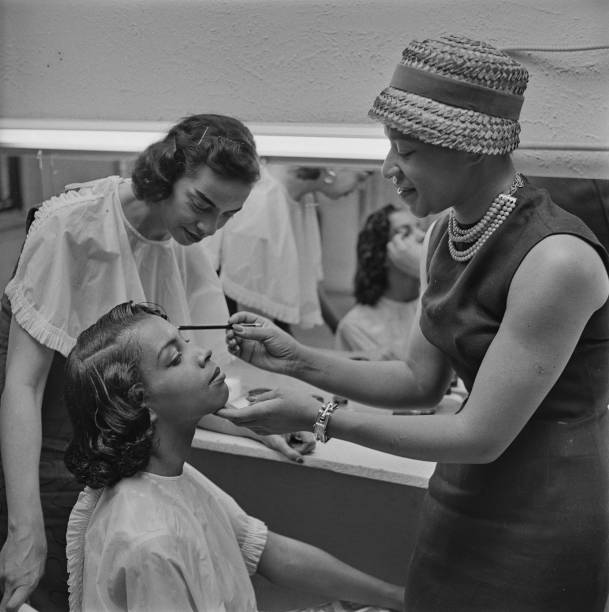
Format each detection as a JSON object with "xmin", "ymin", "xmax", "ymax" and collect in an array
[{"xmin": 390, "ymin": 64, "xmax": 523, "ymax": 120}]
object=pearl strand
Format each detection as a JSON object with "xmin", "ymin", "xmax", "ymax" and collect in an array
[
  {"xmin": 449, "ymin": 199, "xmax": 503, "ymax": 244},
  {"xmin": 448, "ymin": 195, "xmax": 517, "ymax": 262},
  {"xmin": 447, "ymin": 173, "xmax": 523, "ymax": 263}
]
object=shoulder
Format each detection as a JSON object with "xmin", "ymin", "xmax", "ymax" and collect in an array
[
  {"xmin": 20, "ymin": 176, "xmax": 125, "ymax": 258},
  {"xmin": 28, "ymin": 176, "xmax": 121, "ymax": 231},
  {"xmin": 182, "ymin": 462, "xmax": 216, "ymax": 490},
  {"xmin": 511, "ymin": 234, "xmax": 609, "ymax": 315},
  {"xmin": 520, "ymin": 234, "xmax": 606, "ymax": 284},
  {"xmin": 182, "ymin": 463, "xmax": 238, "ymax": 510}
]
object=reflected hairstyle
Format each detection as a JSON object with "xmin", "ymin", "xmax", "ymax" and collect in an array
[
  {"xmin": 354, "ymin": 204, "xmax": 398, "ymax": 306},
  {"xmin": 132, "ymin": 114, "xmax": 260, "ymax": 203},
  {"xmin": 64, "ymin": 302, "xmax": 168, "ymax": 489}
]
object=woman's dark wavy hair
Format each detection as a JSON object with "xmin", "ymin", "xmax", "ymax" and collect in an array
[
  {"xmin": 354, "ymin": 204, "xmax": 398, "ymax": 306},
  {"xmin": 64, "ymin": 302, "xmax": 168, "ymax": 489},
  {"xmin": 132, "ymin": 114, "xmax": 260, "ymax": 203}
]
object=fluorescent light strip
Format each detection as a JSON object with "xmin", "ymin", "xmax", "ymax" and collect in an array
[
  {"xmin": 0, "ymin": 127, "xmax": 390, "ymax": 161},
  {"xmin": 0, "ymin": 122, "xmax": 607, "ymax": 176}
]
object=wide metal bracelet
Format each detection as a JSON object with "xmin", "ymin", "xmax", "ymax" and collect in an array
[{"xmin": 312, "ymin": 400, "xmax": 338, "ymax": 443}]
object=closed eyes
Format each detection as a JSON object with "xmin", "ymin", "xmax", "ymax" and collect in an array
[
  {"xmin": 394, "ymin": 143, "xmax": 414, "ymax": 157},
  {"xmin": 168, "ymin": 335, "xmax": 190, "ymax": 366},
  {"xmin": 189, "ymin": 197, "xmax": 213, "ymax": 214}
]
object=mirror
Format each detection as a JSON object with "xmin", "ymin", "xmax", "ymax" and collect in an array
[{"xmin": 1, "ymin": 152, "xmax": 608, "ymax": 354}]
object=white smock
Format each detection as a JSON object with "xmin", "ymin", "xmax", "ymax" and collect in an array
[
  {"xmin": 66, "ymin": 463, "xmax": 267, "ymax": 611},
  {"xmin": 203, "ymin": 166, "xmax": 323, "ymax": 327},
  {"xmin": 4, "ymin": 176, "xmax": 231, "ymax": 363},
  {"xmin": 334, "ymin": 297, "xmax": 418, "ymax": 360}
]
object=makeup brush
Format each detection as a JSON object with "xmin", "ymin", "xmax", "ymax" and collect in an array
[{"xmin": 178, "ymin": 323, "xmax": 263, "ymax": 331}]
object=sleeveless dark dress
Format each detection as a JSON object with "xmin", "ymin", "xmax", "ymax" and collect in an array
[{"xmin": 407, "ymin": 182, "xmax": 609, "ymax": 611}]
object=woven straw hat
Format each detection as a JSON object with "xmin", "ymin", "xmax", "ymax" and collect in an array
[{"xmin": 369, "ymin": 35, "xmax": 529, "ymax": 155}]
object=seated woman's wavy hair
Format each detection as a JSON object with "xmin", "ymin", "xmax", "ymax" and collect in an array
[
  {"xmin": 64, "ymin": 302, "xmax": 167, "ymax": 489},
  {"xmin": 132, "ymin": 113, "xmax": 260, "ymax": 203},
  {"xmin": 354, "ymin": 204, "xmax": 398, "ymax": 306}
]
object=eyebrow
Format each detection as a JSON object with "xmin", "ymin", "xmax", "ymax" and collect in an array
[{"xmin": 193, "ymin": 189, "xmax": 218, "ymax": 209}]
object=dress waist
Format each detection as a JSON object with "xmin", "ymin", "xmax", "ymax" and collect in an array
[{"xmin": 429, "ymin": 410, "xmax": 609, "ymax": 520}]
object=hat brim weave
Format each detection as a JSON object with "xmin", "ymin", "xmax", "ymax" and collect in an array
[{"xmin": 369, "ymin": 86, "xmax": 521, "ymax": 155}]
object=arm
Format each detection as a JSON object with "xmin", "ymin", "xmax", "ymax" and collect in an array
[
  {"xmin": 222, "ymin": 235, "xmax": 608, "ymax": 463},
  {"xmin": 227, "ymin": 223, "xmax": 451, "ymax": 408},
  {"xmin": 258, "ymin": 531, "xmax": 404, "ymax": 611},
  {"xmin": 0, "ymin": 320, "xmax": 53, "ymax": 612},
  {"xmin": 197, "ymin": 413, "xmax": 314, "ymax": 462},
  {"xmin": 315, "ymin": 235, "xmax": 609, "ymax": 461},
  {"xmin": 228, "ymin": 301, "xmax": 452, "ymax": 409},
  {"xmin": 297, "ymin": 304, "xmax": 451, "ymax": 406}
]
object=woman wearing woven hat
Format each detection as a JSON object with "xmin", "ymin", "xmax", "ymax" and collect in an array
[{"xmin": 219, "ymin": 35, "xmax": 609, "ymax": 611}]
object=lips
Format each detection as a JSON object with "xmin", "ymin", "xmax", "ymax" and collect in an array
[
  {"xmin": 209, "ymin": 366, "xmax": 225, "ymax": 384},
  {"xmin": 184, "ymin": 227, "xmax": 204, "ymax": 243},
  {"xmin": 392, "ymin": 176, "xmax": 415, "ymax": 199},
  {"xmin": 397, "ymin": 186, "xmax": 415, "ymax": 199}
]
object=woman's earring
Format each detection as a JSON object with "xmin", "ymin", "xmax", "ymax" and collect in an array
[{"xmin": 323, "ymin": 169, "xmax": 336, "ymax": 185}]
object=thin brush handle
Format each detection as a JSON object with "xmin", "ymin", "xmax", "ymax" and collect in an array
[{"xmin": 178, "ymin": 323, "xmax": 262, "ymax": 330}]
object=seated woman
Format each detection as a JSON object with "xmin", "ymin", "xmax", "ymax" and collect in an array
[
  {"xmin": 63, "ymin": 302, "xmax": 404, "ymax": 612},
  {"xmin": 335, "ymin": 204, "xmax": 423, "ymax": 360}
]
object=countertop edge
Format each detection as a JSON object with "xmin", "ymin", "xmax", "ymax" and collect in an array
[{"xmin": 192, "ymin": 428, "xmax": 434, "ymax": 488}]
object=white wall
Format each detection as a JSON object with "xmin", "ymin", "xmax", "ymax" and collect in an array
[
  {"xmin": 1, "ymin": 0, "xmax": 608, "ymax": 152},
  {"xmin": 1, "ymin": 1, "xmax": 608, "ymax": 297}
]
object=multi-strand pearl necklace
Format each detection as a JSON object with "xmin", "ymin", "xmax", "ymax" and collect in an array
[{"xmin": 448, "ymin": 173, "xmax": 524, "ymax": 263}]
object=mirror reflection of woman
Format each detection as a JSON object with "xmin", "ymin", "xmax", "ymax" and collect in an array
[
  {"xmin": 219, "ymin": 36, "xmax": 609, "ymax": 611},
  {"xmin": 335, "ymin": 204, "xmax": 424, "ymax": 360}
]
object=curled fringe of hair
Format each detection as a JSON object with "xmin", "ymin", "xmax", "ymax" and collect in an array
[
  {"xmin": 64, "ymin": 302, "xmax": 162, "ymax": 488},
  {"xmin": 132, "ymin": 114, "xmax": 259, "ymax": 203}
]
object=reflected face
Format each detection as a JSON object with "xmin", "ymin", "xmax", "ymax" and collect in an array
[
  {"xmin": 388, "ymin": 208, "xmax": 426, "ymax": 243},
  {"xmin": 317, "ymin": 168, "xmax": 370, "ymax": 200},
  {"xmin": 162, "ymin": 165, "xmax": 252, "ymax": 245},
  {"xmin": 381, "ymin": 128, "xmax": 475, "ymax": 218},
  {"xmin": 135, "ymin": 316, "xmax": 229, "ymax": 426}
]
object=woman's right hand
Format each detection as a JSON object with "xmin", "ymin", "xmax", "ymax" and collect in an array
[
  {"xmin": 0, "ymin": 522, "xmax": 46, "ymax": 612},
  {"xmin": 226, "ymin": 311, "xmax": 302, "ymax": 375}
]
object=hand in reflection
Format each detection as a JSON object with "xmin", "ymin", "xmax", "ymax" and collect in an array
[
  {"xmin": 217, "ymin": 387, "xmax": 320, "ymax": 437},
  {"xmin": 386, "ymin": 230, "xmax": 423, "ymax": 278},
  {"xmin": 226, "ymin": 312, "xmax": 302, "ymax": 375}
]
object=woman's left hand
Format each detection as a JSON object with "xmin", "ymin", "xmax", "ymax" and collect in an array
[
  {"xmin": 387, "ymin": 231, "xmax": 423, "ymax": 278},
  {"xmin": 216, "ymin": 387, "xmax": 320, "ymax": 436},
  {"xmin": 258, "ymin": 431, "xmax": 316, "ymax": 463}
]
